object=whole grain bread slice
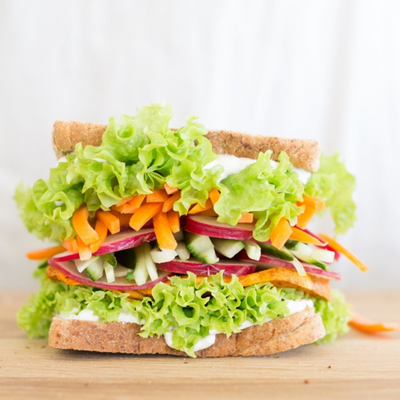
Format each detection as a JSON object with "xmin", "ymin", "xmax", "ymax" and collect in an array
[
  {"xmin": 48, "ymin": 306, "xmax": 325, "ymax": 357},
  {"xmin": 52, "ymin": 121, "xmax": 321, "ymax": 172}
]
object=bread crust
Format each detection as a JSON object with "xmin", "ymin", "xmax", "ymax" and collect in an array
[
  {"xmin": 52, "ymin": 121, "xmax": 320, "ymax": 172},
  {"xmin": 48, "ymin": 307, "xmax": 325, "ymax": 357}
]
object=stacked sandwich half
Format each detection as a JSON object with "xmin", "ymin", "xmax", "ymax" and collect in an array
[{"xmin": 16, "ymin": 103, "xmax": 360, "ymax": 357}]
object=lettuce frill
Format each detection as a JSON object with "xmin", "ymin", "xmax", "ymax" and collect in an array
[{"xmin": 18, "ymin": 268, "xmax": 351, "ymax": 357}]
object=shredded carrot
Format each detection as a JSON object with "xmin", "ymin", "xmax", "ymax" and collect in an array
[
  {"xmin": 109, "ymin": 210, "xmax": 132, "ymax": 228},
  {"xmin": 129, "ymin": 203, "xmax": 163, "ymax": 231},
  {"xmin": 188, "ymin": 199, "xmax": 213, "ymax": 214},
  {"xmin": 115, "ymin": 196, "xmax": 135, "ymax": 208},
  {"xmin": 26, "ymin": 245, "xmax": 66, "ymax": 260},
  {"xmin": 162, "ymin": 192, "xmax": 181, "ymax": 213},
  {"xmin": 114, "ymin": 194, "xmax": 146, "ymax": 214},
  {"xmin": 290, "ymin": 227, "xmax": 325, "ymax": 246},
  {"xmin": 296, "ymin": 195, "xmax": 326, "ymax": 229},
  {"xmin": 270, "ymin": 218, "xmax": 293, "ymax": 249},
  {"xmin": 63, "ymin": 238, "xmax": 79, "ymax": 253},
  {"xmin": 72, "ymin": 204, "xmax": 99, "ymax": 245},
  {"xmin": 318, "ymin": 233, "xmax": 369, "ymax": 272},
  {"xmin": 349, "ymin": 310, "xmax": 399, "ymax": 333},
  {"xmin": 77, "ymin": 235, "xmax": 92, "ymax": 261},
  {"xmin": 164, "ymin": 183, "xmax": 179, "ymax": 195},
  {"xmin": 146, "ymin": 189, "xmax": 169, "ymax": 203},
  {"xmin": 302, "ymin": 195, "xmax": 326, "ymax": 212},
  {"xmin": 153, "ymin": 212, "xmax": 177, "ymax": 250},
  {"xmin": 96, "ymin": 210, "xmax": 120, "ymax": 235},
  {"xmin": 238, "ymin": 213, "xmax": 254, "ymax": 223},
  {"xmin": 209, "ymin": 188, "xmax": 220, "ymax": 205},
  {"xmin": 197, "ymin": 208, "xmax": 218, "ymax": 217},
  {"xmin": 167, "ymin": 210, "xmax": 180, "ymax": 233},
  {"xmin": 89, "ymin": 219, "xmax": 108, "ymax": 253}
]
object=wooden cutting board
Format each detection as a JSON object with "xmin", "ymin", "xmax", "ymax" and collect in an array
[{"xmin": 0, "ymin": 291, "xmax": 399, "ymax": 400}]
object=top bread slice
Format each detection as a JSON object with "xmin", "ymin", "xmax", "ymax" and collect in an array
[{"xmin": 52, "ymin": 121, "xmax": 321, "ymax": 172}]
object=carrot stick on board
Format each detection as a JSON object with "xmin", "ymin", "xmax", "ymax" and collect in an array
[
  {"xmin": 72, "ymin": 204, "xmax": 99, "ymax": 245},
  {"xmin": 153, "ymin": 212, "xmax": 177, "ymax": 250},
  {"xmin": 318, "ymin": 233, "xmax": 368, "ymax": 272},
  {"xmin": 26, "ymin": 245, "xmax": 66, "ymax": 260},
  {"xmin": 89, "ymin": 219, "xmax": 108, "ymax": 253},
  {"xmin": 129, "ymin": 203, "xmax": 163, "ymax": 231},
  {"xmin": 162, "ymin": 192, "xmax": 181, "ymax": 213},
  {"xmin": 96, "ymin": 210, "xmax": 121, "ymax": 235},
  {"xmin": 167, "ymin": 210, "xmax": 180, "ymax": 233},
  {"xmin": 270, "ymin": 218, "xmax": 293, "ymax": 249},
  {"xmin": 349, "ymin": 310, "xmax": 399, "ymax": 333}
]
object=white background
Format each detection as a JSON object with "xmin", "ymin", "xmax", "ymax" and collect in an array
[{"xmin": 1, "ymin": 0, "xmax": 399, "ymax": 290}]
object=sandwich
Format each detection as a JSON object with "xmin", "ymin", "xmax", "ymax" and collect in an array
[{"xmin": 16, "ymin": 102, "xmax": 367, "ymax": 357}]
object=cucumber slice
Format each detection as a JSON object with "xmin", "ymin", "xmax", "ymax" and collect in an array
[
  {"xmin": 310, "ymin": 247, "xmax": 335, "ymax": 263},
  {"xmin": 101, "ymin": 253, "xmax": 117, "ymax": 267},
  {"xmin": 142, "ymin": 242, "xmax": 158, "ymax": 281},
  {"xmin": 85, "ymin": 258, "xmax": 104, "ymax": 281},
  {"xmin": 114, "ymin": 265, "xmax": 131, "ymax": 278},
  {"xmin": 259, "ymin": 243, "xmax": 294, "ymax": 261},
  {"xmin": 150, "ymin": 246, "xmax": 177, "ymax": 263},
  {"xmin": 244, "ymin": 241, "xmax": 261, "ymax": 261},
  {"xmin": 75, "ymin": 256, "xmax": 100, "ymax": 273},
  {"xmin": 103, "ymin": 260, "xmax": 115, "ymax": 283},
  {"xmin": 126, "ymin": 245, "xmax": 148, "ymax": 285},
  {"xmin": 212, "ymin": 238, "xmax": 245, "ymax": 259},
  {"xmin": 176, "ymin": 242, "xmax": 191, "ymax": 261},
  {"xmin": 290, "ymin": 245, "xmax": 329, "ymax": 270},
  {"xmin": 185, "ymin": 233, "xmax": 219, "ymax": 264}
]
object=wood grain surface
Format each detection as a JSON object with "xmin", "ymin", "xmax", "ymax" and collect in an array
[{"xmin": 0, "ymin": 291, "xmax": 399, "ymax": 400}]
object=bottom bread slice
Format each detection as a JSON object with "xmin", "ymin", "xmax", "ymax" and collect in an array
[{"xmin": 48, "ymin": 306, "xmax": 326, "ymax": 357}]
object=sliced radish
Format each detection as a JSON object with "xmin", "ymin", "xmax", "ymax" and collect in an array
[
  {"xmin": 53, "ymin": 229, "xmax": 156, "ymax": 262},
  {"xmin": 48, "ymin": 258, "xmax": 172, "ymax": 290},
  {"xmin": 185, "ymin": 216, "xmax": 255, "ymax": 241},
  {"xmin": 156, "ymin": 259, "xmax": 257, "ymax": 276},
  {"xmin": 238, "ymin": 252, "xmax": 341, "ymax": 280}
]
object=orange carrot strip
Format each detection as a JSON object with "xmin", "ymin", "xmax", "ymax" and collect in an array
[
  {"xmin": 129, "ymin": 203, "xmax": 163, "ymax": 231},
  {"xmin": 72, "ymin": 204, "xmax": 99, "ymax": 245},
  {"xmin": 296, "ymin": 207, "xmax": 317, "ymax": 229},
  {"xmin": 303, "ymin": 195, "xmax": 326, "ymax": 212},
  {"xmin": 238, "ymin": 213, "xmax": 254, "ymax": 223},
  {"xmin": 197, "ymin": 208, "xmax": 218, "ymax": 217},
  {"xmin": 162, "ymin": 192, "xmax": 181, "ymax": 213},
  {"xmin": 109, "ymin": 210, "xmax": 132, "ymax": 228},
  {"xmin": 153, "ymin": 212, "xmax": 177, "ymax": 250},
  {"xmin": 115, "ymin": 195, "xmax": 146, "ymax": 214},
  {"xmin": 89, "ymin": 219, "xmax": 108, "ymax": 253},
  {"xmin": 115, "ymin": 196, "xmax": 135, "ymax": 208},
  {"xmin": 26, "ymin": 245, "xmax": 66, "ymax": 260},
  {"xmin": 164, "ymin": 183, "xmax": 179, "ymax": 195},
  {"xmin": 209, "ymin": 188, "xmax": 220, "ymax": 205},
  {"xmin": 290, "ymin": 227, "xmax": 325, "ymax": 246},
  {"xmin": 270, "ymin": 218, "xmax": 293, "ymax": 249},
  {"xmin": 318, "ymin": 233, "xmax": 369, "ymax": 272},
  {"xmin": 188, "ymin": 199, "xmax": 213, "ymax": 214},
  {"xmin": 77, "ymin": 235, "xmax": 92, "ymax": 261},
  {"xmin": 349, "ymin": 310, "xmax": 399, "ymax": 333},
  {"xmin": 167, "ymin": 210, "xmax": 180, "ymax": 233},
  {"xmin": 146, "ymin": 189, "xmax": 169, "ymax": 203},
  {"xmin": 96, "ymin": 210, "xmax": 121, "ymax": 235},
  {"xmin": 63, "ymin": 238, "xmax": 79, "ymax": 253}
]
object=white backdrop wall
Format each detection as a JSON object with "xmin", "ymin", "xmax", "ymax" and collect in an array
[{"xmin": 1, "ymin": 0, "xmax": 399, "ymax": 290}]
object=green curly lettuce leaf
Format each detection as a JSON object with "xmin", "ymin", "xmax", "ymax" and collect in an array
[
  {"xmin": 18, "ymin": 269, "xmax": 351, "ymax": 357},
  {"xmin": 215, "ymin": 151, "xmax": 305, "ymax": 241},
  {"xmin": 305, "ymin": 153, "xmax": 356, "ymax": 235}
]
